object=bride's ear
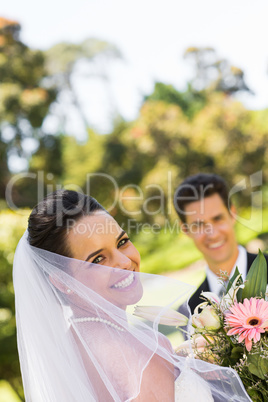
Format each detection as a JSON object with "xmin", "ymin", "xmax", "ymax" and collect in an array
[{"xmin": 49, "ymin": 275, "xmax": 72, "ymax": 294}]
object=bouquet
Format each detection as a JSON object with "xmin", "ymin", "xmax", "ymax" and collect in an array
[{"xmin": 134, "ymin": 251, "xmax": 268, "ymax": 402}]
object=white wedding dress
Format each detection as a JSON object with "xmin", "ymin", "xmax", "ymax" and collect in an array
[{"xmin": 175, "ymin": 367, "xmax": 214, "ymax": 402}]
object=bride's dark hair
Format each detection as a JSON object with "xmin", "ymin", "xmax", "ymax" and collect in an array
[{"xmin": 27, "ymin": 190, "xmax": 105, "ymax": 257}]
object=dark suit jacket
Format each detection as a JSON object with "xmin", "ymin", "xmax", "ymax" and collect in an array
[{"xmin": 188, "ymin": 251, "xmax": 268, "ymax": 314}]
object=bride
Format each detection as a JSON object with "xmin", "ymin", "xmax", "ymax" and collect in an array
[{"xmin": 13, "ymin": 190, "xmax": 251, "ymax": 401}]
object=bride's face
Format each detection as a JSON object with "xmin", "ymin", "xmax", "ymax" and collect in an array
[{"xmin": 67, "ymin": 211, "xmax": 142, "ymax": 308}]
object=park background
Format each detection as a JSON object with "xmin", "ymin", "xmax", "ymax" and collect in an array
[{"xmin": 1, "ymin": 1, "xmax": 268, "ymax": 400}]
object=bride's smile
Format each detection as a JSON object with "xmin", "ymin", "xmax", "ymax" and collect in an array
[
  {"xmin": 67, "ymin": 211, "xmax": 143, "ymax": 307},
  {"xmin": 111, "ymin": 271, "xmax": 135, "ymax": 289}
]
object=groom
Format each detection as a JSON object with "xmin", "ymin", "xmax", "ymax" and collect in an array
[{"xmin": 173, "ymin": 173, "xmax": 268, "ymax": 314}]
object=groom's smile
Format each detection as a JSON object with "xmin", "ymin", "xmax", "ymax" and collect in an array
[{"xmin": 182, "ymin": 193, "xmax": 239, "ymax": 276}]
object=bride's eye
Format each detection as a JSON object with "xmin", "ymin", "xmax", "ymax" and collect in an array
[
  {"xmin": 118, "ymin": 237, "xmax": 130, "ymax": 248},
  {"xmin": 92, "ymin": 255, "xmax": 104, "ymax": 264}
]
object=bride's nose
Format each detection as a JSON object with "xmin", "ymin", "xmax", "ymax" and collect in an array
[{"xmin": 113, "ymin": 251, "xmax": 132, "ymax": 270}]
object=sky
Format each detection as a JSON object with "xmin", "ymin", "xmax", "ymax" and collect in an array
[{"xmin": 2, "ymin": 0, "xmax": 268, "ymax": 136}]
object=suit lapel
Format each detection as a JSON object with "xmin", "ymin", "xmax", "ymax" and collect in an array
[{"xmin": 246, "ymin": 252, "xmax": 257, "ymax": 273}]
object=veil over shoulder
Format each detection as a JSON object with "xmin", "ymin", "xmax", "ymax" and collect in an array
[{"xmin": 13, "ymin": 231, "xmax": 251, "ymax": 401}]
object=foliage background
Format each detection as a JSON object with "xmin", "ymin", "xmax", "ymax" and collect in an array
[{"xmin": 1, "ymin": 15, "xmax": 268, "ymax": 400}]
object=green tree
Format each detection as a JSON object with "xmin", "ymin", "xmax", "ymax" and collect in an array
[
  {"xmin": 184, "ymin": 46, "xmax": 252, "ymax": 95},
  {"xmin": 101, "ymin": 95, "xmax": 268, "ymax": 225},
  {"xmin": 0, "ymin": 17, "xmax": 123, "ymax": 206},
  {"xmin": 145, "ymin": 82, "xmax": 207, "ymax": 119},
  {"xmin": 0, "ymin": 210, "xmax": 29, "ymax": 400},
  {"xmin": 9, "ymin": 134, "xmax": 65, "ymax": 209},
  {"xmin": 44, "ymin": 39, "xmax": 122, "ymax": 134},
  {"xmin": 190, "ymin": 93, "xmax": 268, "ymax": 185},
  {"xmin": 0, "ymin": 17, "xmax": 57, "ymax": 198}
]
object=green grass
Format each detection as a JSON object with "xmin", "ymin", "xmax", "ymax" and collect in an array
[
  {"xmin": 138, "ymin": 230, "xmax": 203, "ymax": 274},
  {"xmin": 0, "ymin": 381, "xmax": 21, "ymax": 402},
  {"xmin": 235, "ymin": 207, "xmax": 268, "ymax": 244}
]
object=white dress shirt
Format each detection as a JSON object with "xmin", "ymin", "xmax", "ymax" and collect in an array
[{"xmin": 206, "ymin": 245, "xmax": 247, "ymax": 296}]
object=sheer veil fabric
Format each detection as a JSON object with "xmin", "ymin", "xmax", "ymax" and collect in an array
[{"xmin": 13, "ymin": 231, "xmax": 251, "ymax": 401}]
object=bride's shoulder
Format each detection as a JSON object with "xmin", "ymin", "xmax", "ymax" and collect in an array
[{"xmin": 158, "ymin": 331, "xmax": 174, "ymax": 352}]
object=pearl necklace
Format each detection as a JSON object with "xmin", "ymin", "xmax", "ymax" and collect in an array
[{"xmin": 72, "ymin": 317, "xmax": 125, "ymax": 332}]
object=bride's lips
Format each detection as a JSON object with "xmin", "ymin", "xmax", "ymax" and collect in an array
[{"xmin": 111, "ymin": 272, "xmax": 136, "ymax": 291}]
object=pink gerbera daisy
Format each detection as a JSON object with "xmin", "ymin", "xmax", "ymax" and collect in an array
[{"xmin": 224, "ymin": 297, "xmax": 268, "ymax": 352}]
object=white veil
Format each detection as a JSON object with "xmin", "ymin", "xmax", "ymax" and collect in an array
[{"xmin": 13, "ymin": 231, "xmax": 251, "ymax": 401}]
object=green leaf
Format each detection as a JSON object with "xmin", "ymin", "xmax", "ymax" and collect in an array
[
  {"xmin": 226, "ymin": 266, "xmax": 243, "ymax": 293},
  {"xmin": 247, "ymin": 388, "xmax": 265, "ymax": 402},
  {"xmin": 236, "ymin": 287, "xmax": 243, "ymax": 303},
  {"xmin": 248, "ymin": 354, "xmax": 268, "ymax": 380},
  {"xmin": 230, "ymin": 346, "xmax": 243, "ymax": 360},
  {"xmin": 229, "ymin": 346, "xmax": 244, "ymax": 365},
  {"xmin": 241, "ymin": 250, "xmax": 267, "ymax": 300}
]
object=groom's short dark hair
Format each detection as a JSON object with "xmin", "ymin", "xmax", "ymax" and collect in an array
[{"xmin": 173, "ymin": 173, "xmax": 230, "ymax": 223}]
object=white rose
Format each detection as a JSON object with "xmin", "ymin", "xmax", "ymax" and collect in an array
[{"xmin": 192, "ymin": 305, "xmax": 221, "ymax": 331}]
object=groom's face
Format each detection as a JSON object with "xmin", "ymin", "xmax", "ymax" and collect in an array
[{"xmin": 182, "ymin": 193, "xmax": 238, "ymax": 274}]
